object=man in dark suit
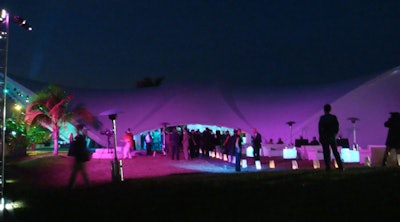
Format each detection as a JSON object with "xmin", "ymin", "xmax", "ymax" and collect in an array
[
  {"xmin": 382, "ymin": 112, "xmax": 400, "ymax": 166},
  {"xmin": 251, "ymin": 128, "xmax": 262, "ymax": 161},
  {"xmin": 169, "ymin": 127, "xmax": 181, "ymax": 160},
  {"xmin": 318, "ymin": 104, "xmax": 343, "ymax": 171}
]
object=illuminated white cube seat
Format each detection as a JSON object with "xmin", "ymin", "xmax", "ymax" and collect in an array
[
  {"xmin": 261, "ymin": 144, "xmax": 287, "ymax": 157},
  {"xmin": 340, "ymin": 148, "xmax": 360, "ymax": 163},
  {"xmin": 283, "ymin": 147, "xmax": 297, "ymax": 159},
  {"xmin": 246, "ymin": 146, "xmax": 254, "ymax": 157}
]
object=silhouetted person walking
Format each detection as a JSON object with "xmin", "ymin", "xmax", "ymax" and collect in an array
[
  {"xmin": 68, "ymin": 124, "xmax": 91, "ymax": 189},
  {"xmin": 318, "ymin": 104, "xmax": 343, "ymax": 171},
  {"xmin": 382, "ymin": 112, "xmax": 400, "ymax": 166}
]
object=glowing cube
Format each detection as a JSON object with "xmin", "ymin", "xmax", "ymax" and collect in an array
[
  {"xmin": 283, "ymin": 147, "xmax": 297, "ymax": 159},
  {"xmin": 340, "ymin": 148, "xmax": 360, "ymax": 163}
]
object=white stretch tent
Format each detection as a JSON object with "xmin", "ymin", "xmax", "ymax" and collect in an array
[{"xmin": 8, "ymin": 65, "xmax": 400, "ymax": 149}]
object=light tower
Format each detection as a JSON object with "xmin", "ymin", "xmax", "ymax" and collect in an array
[{"xmin": 0, "ymin": 8, "xmax": 32, "ymax": 208}]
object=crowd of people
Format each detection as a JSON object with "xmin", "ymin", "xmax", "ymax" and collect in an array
[
  {"xmin": 116, "ymin": 104, "xmax": 400, "ymax": 172},
  {"xmin": 155, "ymin": 127, "xmax": 269, "ymax": 172},
  {"xmin": 164, "ymin": 127, "xmax": 237, "ymax": 161},
  {"xmin": 122, "ymin": 128, "xmax": 325, "ymax": 161}
]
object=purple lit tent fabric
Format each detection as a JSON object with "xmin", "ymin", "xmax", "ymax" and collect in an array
[
  {"xmin": 9, "ymin": 66, "xmax": 400, "ymax": 149},
  {"xmin": 65, "ymin": 66, "xmax": 400, "ymax": 149}
]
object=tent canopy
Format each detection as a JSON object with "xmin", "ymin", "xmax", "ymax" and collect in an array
[{"xmin": 8, "ymin": 66, "xmax": 400, "ymax": 149}]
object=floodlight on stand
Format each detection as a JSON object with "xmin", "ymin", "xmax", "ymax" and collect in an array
[
  {"xmin": 347, "ymin": 117, "xmax": 360, "ymax": 150},
  {"xmin": 99, "ymin": 109, "xmax": 124, "ymax": 182},
  {"xmin": 286, "ymin": 121, "xmax": 296, "ymax": 146}
]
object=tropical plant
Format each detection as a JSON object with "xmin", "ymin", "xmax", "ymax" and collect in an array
[
  {"xmin": 6, "ymin": 112, "xmax": 30, "ymax": 155},
  {"xmin": 6, "ymin": 111, "xmax": 50, "ymax": 155},
  {"xmin": 24, "ymin": 84, "xmax": 102, "ymax": 156}
]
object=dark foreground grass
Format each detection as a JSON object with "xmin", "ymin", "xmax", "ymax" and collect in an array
[{"xmin": 3, "ymin": 155, "xmax": 400, "ymax": 221}]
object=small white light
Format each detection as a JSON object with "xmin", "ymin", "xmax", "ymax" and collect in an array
[
  {"xmin": 5, "ymin": 202, "xmax": 13, "ymax": 210},
  {"xmin": 255, "ymin": 160, "xmax": 262, "ymax": 170},
  {"xmin": 241, "ymin": 159, "xmax": 247, "ymax": 168},
  {"xmin": 0, "ymin": 9, "xmax": 7, "ymax": 21}
]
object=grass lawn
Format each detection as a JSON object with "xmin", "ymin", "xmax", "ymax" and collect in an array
[{"xmin": 2, "ymin": 152, "xmax": 400, "ymax": 221}]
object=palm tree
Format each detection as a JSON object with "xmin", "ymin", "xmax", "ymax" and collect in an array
[{"xmin": 24, "ymin": 84, "xmax": 101, "ymax": 156}]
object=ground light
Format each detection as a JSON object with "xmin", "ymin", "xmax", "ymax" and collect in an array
[
  {"xmin": 1, "ymin": 197, "xmax": 14, "ymax": 220},
  {"xmin": 1, "ymin": 197, "xmax": 13, "ymax": 211},
  {"xmin": 0, "ymin": 197, "xmax": 25, "ymax": 221}
]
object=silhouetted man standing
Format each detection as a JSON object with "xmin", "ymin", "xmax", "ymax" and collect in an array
[
  {"xmin": 382, "ymin": 112, "xmax": 400, "ymax": 166},
  {"xmin": 318, "ymin": 104, "xmax": 343, "ymax": 171},
  {"xmin": 235, "ymin": 129, "xmax": 243, "ymax": 172},
  {"xmin": 145, "ymin": 131, "xmax": 153, "ymax": 156},
  {"xmin": 170, "ymin": 127, "xmax": 181, "ymax": 160},
  {"xmin": 252, "ymin": 128, "xmax": 262, "ymax": 161}
]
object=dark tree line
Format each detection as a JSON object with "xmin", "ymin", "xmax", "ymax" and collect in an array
[{"xmin": 136, "ymin": 76, "xmax": 165, "ymax": 88}]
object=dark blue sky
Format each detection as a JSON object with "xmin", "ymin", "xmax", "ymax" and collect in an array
[{"xmin": 4, "ymin": 0, "xmax": 400, "ymax": 89}]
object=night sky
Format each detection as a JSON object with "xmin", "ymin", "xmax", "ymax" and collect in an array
[{"xmin": 4, "ymin": 1, "xmax": 400, "ymax": 89}]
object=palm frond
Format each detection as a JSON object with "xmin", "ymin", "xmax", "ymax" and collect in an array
[
  {"xmin": 72, "ymin": 103, "xmax": 103, "ymax": 130},
  {"xmin": 24, "ymin": 111, "xmax": 51, "ymax": 128}
]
